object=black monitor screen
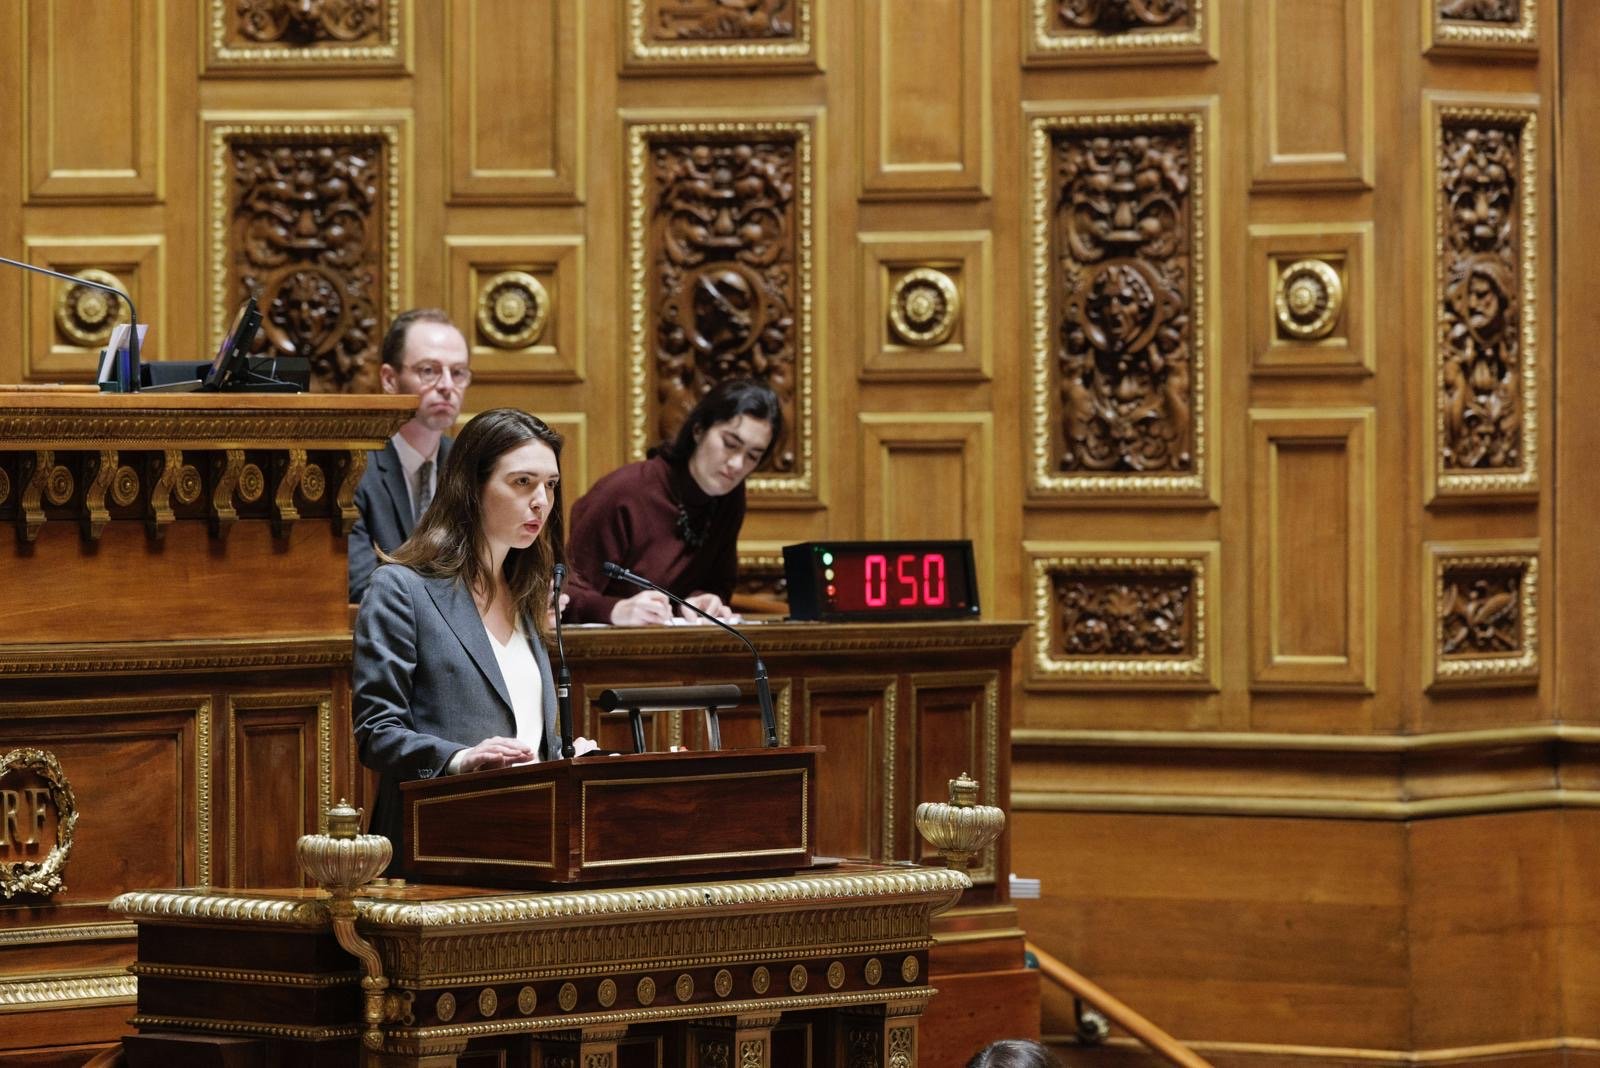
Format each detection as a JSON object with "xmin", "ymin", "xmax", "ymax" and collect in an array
[{"xmin": 203, "ymin": 297, "xmax": 262, "ymax": 391}]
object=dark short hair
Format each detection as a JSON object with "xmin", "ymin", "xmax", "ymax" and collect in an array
[
  {"xmin": 385, "ymin": 408, "xmax": 565, "ymax": 644},
  {"xmin": 660, "ymin": 378, "xmax": 784, "ymax": 468},
  {"xmin": 965, "ymin": 1040, "xmax": 1064, "ymax": 1068},
  {"xmin": 380, "ymin": 308, "xmax": 456, "ymax": 370}
]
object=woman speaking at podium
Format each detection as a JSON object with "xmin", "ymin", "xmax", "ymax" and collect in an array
[
  {"xmin": 352, "ymin": 408, "xmax": 567, "ymax": 850},
  {"xmin": 563, "ymin": 377, "xmax": 783, "ymax": 626}
]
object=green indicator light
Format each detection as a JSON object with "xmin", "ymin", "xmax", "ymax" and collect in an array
[{"xmin": 821, "ymin": 552, "xmax": 834, "ymax": 566}]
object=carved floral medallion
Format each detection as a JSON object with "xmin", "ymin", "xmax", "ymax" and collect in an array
[
  {"xmin": 210, "ymin": 0, "xmax": 402, "ymax": 67},
  {"xmin": 54, "ymin": 269, "xmax": 128, "ymax": 348},
  {"xmin": 626, "ymin": 0, "xmax": 813, "ymax": 66},
  {"xmin": 1428, "ymin": 544, "xmax": 1538, "ymax": 688},
  {"xmin": 1030, "ymin": 0, "xmax": 1208, "ymax": 59},
  {"xmin": 629, "ymin": 121, "xmax": 815, "ymax": 494},
  {"xmin": 649, "ymin": 0, "xmax": 795, "ymax": 40},
  {"xmin": 1440, "ymin": 0, "xmax": 1519, "ymax": 21}
]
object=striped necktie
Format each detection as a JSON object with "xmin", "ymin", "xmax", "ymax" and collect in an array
[{"xmin": 413, "ymin": 459, "xmax": 433, "ymax": 523}]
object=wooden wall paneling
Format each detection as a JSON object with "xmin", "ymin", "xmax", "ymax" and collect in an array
[
  {"xmin": 1248, "ymin": 408, "xmax": 1375, "ymax": 694},
  {"xmin": 860, "ymin": 0, "xmax": 990, "ymax": 200},
  {"xmin": 1025, "ymin": 98, "xmax": 1218, "ymax": 505},
  {"xmin": 1248, "ymin": 0, "xmax": 1373, "ymax": 190},
  {"xmin": 620, "ymin": 0, "xmax": 818, "ymax": 72},
  {"xmin": 1424, "ymin": 0, "xmax": 1539, "ymax": 59},
  {"xmin": 1423, "ymin": 91, "xmax": 1540, "ymax": 503},
  {"xmin": 622, "ymin": 109, "xmax": 822, "ymax": 500},
  {"xmin": 800, "ymin": 677, "xmax": 896, "ymax": 863},
  {"xmin": 1022, "ymin": 540, "xmax": 1220, "ymax": 693},
  {"xmin": 1246, "ymin": 222, "xmax": 1373, "ymax": 377},
  {"xmin": 23, "ymin": 0, "xmax": 163, "ymax": 202},
  {"xmin": 1561, "ymin": 811, "xmax": 1600, "ymax": 1037},
  {"xmin": 857, "ymin": 231, "xmax": 991, "ymax": 381},
  {"xmin": 536, "ymin": 410, "xmax": 588, "ymax": 498},
  {"xmin": 444, "ymin": 235, "xmax": 586, "ymax": 383},
  {"xmin": 1422, "ymin": 538, "xmax": 1539, "ymax": 692},
  {"xmin": 223, "ymin": 692, "xmax": 331, "ymax": 889},
  {"xmin": 0, "ymin": 696, "xmax": 209, "ymax": 908},
  {"xmin": 203, "ymin": 0, "xmax": 407, "ymax": 72},
  {"xmin": 202, "ymin": 111, "xmax": 411, "ymax": 393},
  {"xmin": 447, "ymin": 0, "xmax": 583, "ymax": 203},
  {"xmin": 1022, "ymin": 0, "xmax": 1215, "ymax": 66},
  {"xmin": 858, "ymin": 412, "xmax": 994, "ymax": 609},
  {"xmin": 20, "ymin": 236, "xmax": 164, "ymax": 382},
  {"xmin": 907, "ymin": 671, "xmax": 1000, "ymax": 884}
]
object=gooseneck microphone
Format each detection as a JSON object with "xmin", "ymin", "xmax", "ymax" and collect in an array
[
  {"xmin": 551, "ymin": 563, "xmax": 576, "ymax": 759},
  {"xmin": 601, "ymin": 561, "xmax": 779, "ymax": 748},
  {"xmin": 0, "ymin": 254, "xmax": 140, "ymax": 392}
]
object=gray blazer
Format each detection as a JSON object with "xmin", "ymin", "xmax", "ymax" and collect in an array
[
  {"xmin": 352, "ymin": 563, "xmax": 561, "ymax": 850},
  {"xmin": 348, "ymin": 436, "xmax": 453, "ymax": 603}
]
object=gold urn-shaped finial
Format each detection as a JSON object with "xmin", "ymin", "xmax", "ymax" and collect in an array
[
  {"xmin": 296, "ymin": 799, "xmax": 390, "ymax": 895},
  {"xmin": 915, "ymin": 772, "xmax": 1005, "ymax": 871}
]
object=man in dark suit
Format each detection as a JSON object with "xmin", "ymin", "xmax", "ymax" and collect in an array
[{"xmin": 348, "ymin": 309, "xmax": 473, "ymax": 602}]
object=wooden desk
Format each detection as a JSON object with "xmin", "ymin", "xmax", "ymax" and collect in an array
[{"xmin": 113, "ymin": 864, "xmax": 970, "ymax": 1067}]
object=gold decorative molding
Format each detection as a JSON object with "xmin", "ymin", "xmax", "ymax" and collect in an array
[
  {"xmin": 197, "ymin": 698, "xmax": 213, "ymax": 886},
  {"xmin": 623, "ymin": 111, "xmax": 819, "ymax": 498},
  {"xmin": 0, "ymin": 635, "xmax": 353, "ymax": 679},
  {"xmin": 887, "ymin": 268, "xmax": 961, "ymax": 347},
  {"xmin": 113, "ymin": 889, "xmax": 329, "ymax": 927},
  {"xmin": 623, "ymin": 0, "xmax": 817, "ymax": 70},
  {"xmin": 0, "ymin": 922, "xmax": 137, "ymax": 947},
  {"xmin": 1027, "ymin": 100, "xmax": 1215, "ymax": 501},
  {"xmin": 1274, "ymin": 259, "xmax": 1344, "ymax": 340},
  {"xmin": 1427, "ymin": 95, "xmax": 1540, "ymax": 501},
  {"xmin": 53, "ymin": 268, "xmax": 127, "ymax": 347},
  {"xmin": 1426, "ymin": 0, "xmax": 1538, "ymax": 56},
  {"xmin": 0, "ymin": 971, "xmax": 136, "ymax": 1013},
  {"xmin": 129, "ymin": 1014, "xmax": 358, "ymax": 1041},
  {"xmin": 1248, "ymin": 223, "xmax": 1374, "ymax": 376},
  {"xmin": 128, "ymin": 962, "xmax": 359, "ymax": 987},
  {"xmin": 567, "ymin": 621, "xmax": 1027, "ymax": 661},
  {"xmin": 1026, "ymin": 541, "xmax": 1219, "ymax": 690},
  {"xmin": 1026, "ymin": 0, "xmax": 1213, "ymax": 65},
  {"xmin": 206, "ymin": 0, "xmax": 405, "ymax": 70},
  {"xmin": 0, "ymin": 400, "xmax": 411, "ymax": 450},
  {"xmin": 1426, "ymin": 540, "xmax": 1539, "ymax": 690},
  {"xmin": 445, "ymin": 236, "xmax": 586, "ymax": 383}
]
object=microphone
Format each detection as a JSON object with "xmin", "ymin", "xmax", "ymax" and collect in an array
[
  {"xmin": 0, "ymin": 254, "xmax": 141, "ymax": 392},
  {"xmin": 602, "ymin": 561, "xmax": 779, "ymax": 748},
  {"xmin": 551, "ymin": 562, "xmax": 576, "ymax": 759}
]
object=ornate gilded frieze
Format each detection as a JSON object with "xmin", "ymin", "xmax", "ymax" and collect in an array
[
  {"xmin": 1426, "ymin": 542, "xmax": 1539, "ymax": 689},
  {"xmin": 626, "ymin": 118, "xmax": 816, "ymax": 495},
  {"xmin": 1029, "ymin": 0, "xmax": 1210, "ymax": 63},
  {"xmin": 1029, "ymin": 105, "xmax": 1211, "ymax": 499},
  {"xmin": 208, "ymin": 118, "xmax": 404, "ymax": 393},
  {"xmin": 208, "ymin": 0, "xmax": 404, "ymax": 69},
  {"xmin": 1027, "ymin": 543, "xmax": 1218, "ymax": 689},
  {"xmin": 1429, "ymin": 0, "xmax": 1537, "ymax": 54},
  {"xmin": 625, "ymin": 0, "xmax": 814, "ymax": 69},
  {"xmin": 1431, "ymin": 102, "xmax": 1538, "ymax": 499},
  {"xmin": 0, "ymin": 748, "xmax": 78, "ymax": 899}
]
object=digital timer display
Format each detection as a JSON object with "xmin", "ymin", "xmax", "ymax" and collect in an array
[{"xmin": 782, "ymin": 541, "xmax": 980, "ymax": 622}]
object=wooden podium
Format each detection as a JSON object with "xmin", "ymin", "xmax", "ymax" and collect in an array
[{"xmin": 399, "ymin": 748, "xmax": 819, "ymax": 887}]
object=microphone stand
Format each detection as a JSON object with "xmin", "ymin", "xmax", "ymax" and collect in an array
[
  {"xmin": 552, "ymin": 563, "xmax": 576, "ymax": 759},
  {"xmin": 0, "ymin": 254, "xmax": 140, "ymax": 392},
  {"xmin": 602, "ymin": 561, "xmax": 780, "ymax": 748}
]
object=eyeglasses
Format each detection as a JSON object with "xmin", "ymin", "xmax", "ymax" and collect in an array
[{"xmin": 405, "ymin": 362, "xmax": 473, "ymax": 389}]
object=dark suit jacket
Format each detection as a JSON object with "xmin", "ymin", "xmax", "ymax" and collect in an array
[
  {"xmin": 352, "ymin": 563, "xmax": 561, "ymax": 851},
  {"xmin": 348, "ymin": 435, "xmax": 453, "ymax": 603}
]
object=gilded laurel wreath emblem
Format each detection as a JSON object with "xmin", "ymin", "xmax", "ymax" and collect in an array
[{"xmin": 0, "ymin": 749, "xmax": 78, "ymax": 900}]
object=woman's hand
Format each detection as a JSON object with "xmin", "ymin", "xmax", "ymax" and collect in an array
[
  {"xmin": 610, "ymin": 590, "xmax": 674, "ymax": 626},
  {"xmin": 454, "ymin": 736, "xmax": 536, "ymax": 772},
  {"xmin": 681, "ymin": 593, "xmax": 740, "ymax": 624}
]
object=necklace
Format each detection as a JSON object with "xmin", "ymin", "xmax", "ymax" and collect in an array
[{"xmin": 675, "ymin": 505, "xmax": 711, "ymax": 550}]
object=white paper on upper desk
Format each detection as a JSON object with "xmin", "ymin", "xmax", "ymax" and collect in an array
[{"xmin": 511, "ymin": 736, "xmax": 599, "ymax": 766}]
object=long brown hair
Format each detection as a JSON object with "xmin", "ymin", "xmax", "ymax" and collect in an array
[{"xmin": 384, "ymin": 408, "xmax": 565, "ymax": 643}]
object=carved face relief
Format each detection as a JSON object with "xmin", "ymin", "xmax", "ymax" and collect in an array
[
  {"xmin": 650, "ymin": 0, "xmax": 796, "ymax": 40},
  {"xmin": 1053, "ymin": 572, "xmax": 1192, "ymax": 657},
  {"xmin": 650, "ymin": 137, "xmax": 797, "ymax": 470},
  {"xmin": 1439, "ymin": 0, "xmax": 1519, "ymax": 22},
  {"xmin": 234, "ymin": 0, "xmax": 385, "ymax": 45},
  {"xmin": 1057, "ymin": 0, "xmax": 1191, "ymax": 32}
]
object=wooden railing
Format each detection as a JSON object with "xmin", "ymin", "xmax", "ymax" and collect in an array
[{"xmin": 1026, "ymin": 941, "xmax": 1214, "ymax": 1068}]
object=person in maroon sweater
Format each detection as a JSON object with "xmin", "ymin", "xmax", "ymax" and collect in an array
[{"xmin": 564, "ymin": 378, "xmax": 784, "ymax": 625}]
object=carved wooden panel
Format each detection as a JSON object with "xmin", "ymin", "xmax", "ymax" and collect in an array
[
  {"xmin": 448, "ymin": 0, "xmax": 582, "ymax": 202},
  {"xmin": 224, "ymin": 692, "xmax": 329, "ymax": 889},
  {"xmin": 1425, "ymin": 541, "xmax": 1539, "ymax": 690},
  {"xmin": 859, "ymin": 233, "xmax": 991, "ymax": 382},
  {"xmin": 908, "ymin": 672, "xmax": 999, "ymax": 883},
  {"xmin": 445, "ymin": 236, "xmax": 585, "ymax": 383},
  {"xmin": 858, "ymin": 413, "xmax": 994, "ymax": 609},
  {"xmin": 861, "ymin": 0, "xmax": 989, "ymax": 200},
  {"xmin": 1025, "ymin": 0, "xmax": 1212, "ymax": 65},
  {"xmin": 23, "ymin": 0, "xmax": 161, "ymax": 201},
  {"xmin": 1428, "ymin": 97, "xmax": 1540, "ymax": 501},
  {"xmin": 1247, "ymin": 223, "xmax": 1372, "ymax": 376},
  {"xmin": 0, "ymin": 696, "xmax": 210, "ymax": 902},
  {"xmin": 799, "ymin": 677, "xmax": 895, "ymax": 862},
  {"xmin": 625, "ymin": 116, "xmax": 816, "ymax": 497},
  {"xmin": 1028, "ymin": 102, "xmax": 1213, "ymax": 501},
  {"xmin": 622, "ymin": 0, "xmax": 816, "ymax": 70},
  {"xmin": 205, "ymin": 0, "xmax": 404, "ymax": 70},
  {"xmin": 735, "ymin": 544, "xmax": 787, "ymax": 602},
  {"xmin": 1249, "ymin": 0, "xmax": 1371, "ymax": 190},
  {"xmin": 1024, "ymin": 541, "xmax": 1219, "ymax": 691},
  {"xmin": 206, "ymin": 115, "xmax": 406, "ymax": 394},
  {"xmin": 1249, "ymin": 409, "xmax": 1374, "ymax": 693},
  {"xmin": 1426, "ymin": 0, "xmax": 1538, "ymax": 57},
  {"xmin": 20, "ymin": 237, "xmax": 164, "ymax": 382}
]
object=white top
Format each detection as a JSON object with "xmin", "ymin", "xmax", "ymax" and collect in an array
[
  {"xmin": 486, "ymin": 619, "xmax": 545, "ymax": 756},
  {"xmin": 390, "ymin": 431, "xmax": 438, "ymax": 518}
]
